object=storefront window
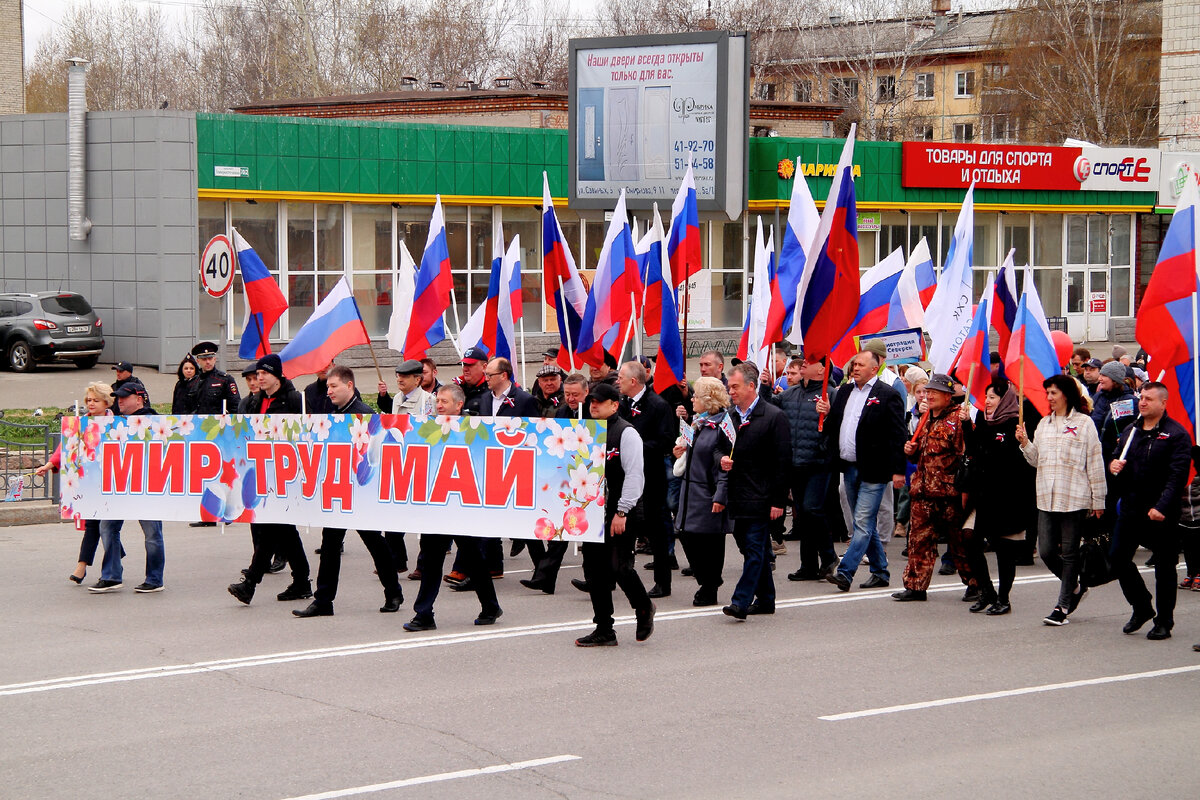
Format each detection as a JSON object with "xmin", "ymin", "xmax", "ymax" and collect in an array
[
  {"xmin": 1034, "ymin": 214, "xmax": 1063, "ymax": 266},
  {"xmin": 909, "ymin": 213, "xmax": 938, "ymax": 263},
  {"xmin": 1067, "ymin": 214, "xmax": 1108, "ymax": 265},
  {"xmin": 1037, "ymin": 268, "xmax": 1063, "ymax": 316},
  {"xmin": 973, "ymin": 213, "xmax": 998, "ymax": 267},
  {"xmin": 879, "ymin": 213, "xmax": 908, "ymax": 259},
  {"xmin": 1001, "ymin": 213, "xmax": 1030, "ymax": 266},
  {"xmin": 350, "ymin": 204, "xmax": 393, "ymax": 338},
  {"xmin": 229, "ymin": 201, "xmax": 281, "ymax": 343},
  {"xmin": 857, "ymin": 230, "xmax": 877, "ymax": 268},
  {"xmin": 1111, "ymin": 214, "xmax": 1131, "ymax": 267},
  {"xmin": 711, "ymin": 271, "xmax": 743, "ymax": 329},
  {"xmin": 1111, "ymin": 267, "xmax": 1131, "ymax": 317},
  {"xmin": 503, "ymin": 206, "xmax": 543, "ymax": 331},
  {"xmin": 317, "ymin": 204, "xmax": 343, "ymax": 272}
]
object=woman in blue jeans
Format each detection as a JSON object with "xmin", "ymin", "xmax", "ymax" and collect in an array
[{"xmin": 35, "ymin": 381, "xmax": 121, "ymax": 585}]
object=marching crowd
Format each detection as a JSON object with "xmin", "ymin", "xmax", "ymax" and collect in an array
[{"xmin": 39, "ymin": 337, "xmax": 1200, "ymax": 650}]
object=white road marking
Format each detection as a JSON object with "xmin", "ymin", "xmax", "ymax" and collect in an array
[
  {"xmin": 0, "ymin": 571, "xmax": 1117, "ymax": 698},
  {"xmin": 277, "ymin": 755, "xmax": 581, "ymax": 800},
  {"xmin": 820, "ymin": 664, "xmax": 1200, "ymax": 721}
]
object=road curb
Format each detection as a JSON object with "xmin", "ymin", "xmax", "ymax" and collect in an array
[{"xmin": 0, "ymin": 502, "xmax": 65, "ymax": 527}]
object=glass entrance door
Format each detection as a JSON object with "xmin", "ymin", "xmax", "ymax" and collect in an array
[{"xmin": 1087, "ymin": 269, "xmax": 1108, "ymax": 341}]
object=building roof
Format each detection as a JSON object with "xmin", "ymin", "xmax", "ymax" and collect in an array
[{"xmin": 234, "ymin": 88, "xmax": 844, "ymax": 122}]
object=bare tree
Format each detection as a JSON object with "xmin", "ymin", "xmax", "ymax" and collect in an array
[
  {"xmin": 496, "ymin": 0, "xmax": 574, "ymax": 89},
  {"xmin": 984, "ymin": 0, "xmax": 1159, "ymax": 146}
]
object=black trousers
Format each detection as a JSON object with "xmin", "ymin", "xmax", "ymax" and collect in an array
[
  {"xmin": 791, "ymin": 466, "xmax": 836, "ymax": 575},
  {"xmin": 247, "ymin": 523, "xmax": 309, "ymax": 585},
  {"xmin": 451, "ymin": 537, "xmax": 503, "ymax": 575},
  {"xmin": 583, "ymin": 518, "xmax": 651, "ymax": 632},
  {"xmin": 529, "ymin": 540, "xmax": 570, "ymax": 587},
  {"xmin": 679, "ymin": 532, "xmax": 726, "ymax": 593},
  {"xmin": 413, "ymin": 534, "xmax": 499, "ymax": 622},
  {"xmin": 644, "ymin": 477, "xmax": 673, "ymax": 591},
  {"xmin": 313, "ymin": 528, "xmax": 400, "ymax": 607},
  {"xmin": 384, "ymin": 531, "xmax": 408, "ymax": 571},
  {"xmin": 1111, "ymin": 515, "xmax": 1180, "ymax": 628},
  {"xmin": 966, "ymin": 533, "xmax": 1020, "ymax": 604}
]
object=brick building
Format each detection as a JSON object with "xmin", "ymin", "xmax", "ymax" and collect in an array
[{"xmin": 0, "ymin": 0, "xmax": 25, "ymax": 115}]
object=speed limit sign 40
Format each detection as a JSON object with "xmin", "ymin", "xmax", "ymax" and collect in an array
[{"xmin": 200, "ymin": 235, "xmax": 237, "ymax": 298}]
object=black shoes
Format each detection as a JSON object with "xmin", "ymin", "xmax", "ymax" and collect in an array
[
  {"xmin": 268, "ymin": 555, "xmax": 286, "ymax": 574},
  {"xmin": 380, "ymin": 593, "xmax": 403, "ymax": 613},
  {"xmin": 293, "ymin": 601, "xmax": 334, "ymax": 617},
  {"xmin": 189, "ymin": 521, "xmax": 216, "ymax": 528},
  {"xmin": 134, "ymin": 583, "xmax": 164, "ymax": 593},
  {"xmin": 747, "ymin": 602, "xmax": 775, "ymax": 615},
  {"xmin": 1123, "ymin": 609, "xmax": 1155, "ymax": 634},
  {"xmin": 277, "ymin": 581, "xmax": 313, "ymax": 601},
  {"xmin": 647, "ymin": 584, "xmax": 670, "ymax": 599},
  {"xmin": 891, "ymin": 589, "xmax": 927, "ymax": 601},
  {"xmin": 788, "ymin": 570, "xmax": 818, "ymax": 581},
  {"xmin": 680, "ymin": 566, "xmax": 694, "ymax": 577},
  {"xmin": 825, "ymin": 572, "xmax": 851, "ymax": 592},
  {"xmin": 635, "ymin": 602, "xmax": 656, "ymax": 641},
  {"xmin": 475, "ymin": 608, "xmax": 503, "ymax": 626},
  {"xmin": 818, "ymin": 561, "xmax": 839, "ymax": 579},
  {"xmin": 89, "ymin": 579, "xmax": 123, "ymax": 593},
  {"xmin": 403, "ymin": 617, "xmax": 436, "ymax": 632},
  {"xmin": 860, "ymin": 575, "xmax": 889, "ymax": 589},
  {"xmin": 227, "ymin": 579, "xmax": 255, "ymax": 604},
  {"xmin": 576, "ymin": 628, "xmax": 618, "ymax": 647},
  {"xmin": 1043, "ymin": 607, "xmax": 1069, "ymax": 626},
  {"xmin": 571, "ymin": 578, "xmax": 590, "ymax": 593},
  {"xmin": 962, "ymin": 587, "xmax": 981, "ymax": 603},
  {"xmin": 1146, "ymin": 624, "xmax": 1172, "ymax": 640},
  {"xmin": 938, "ymin": 562, "xmax": 956, "ymax": 575},
  {"xmin": 520, "ymin": 578, "xmax": 555, "ymax": 594},
  {"xmin": 969, "ymin": 595, "xmax": 996, "ymax": 613},
  {"xmin": 722, "ymin": 604, "xmax": 748, "ymax": 620},
  {"xmin": 693, "ymin": 588, "xmax": 718, "ymax": 607},
  {"xmin": 985, "ymin": 602, "xmax": 1011, "ymax": 615}
]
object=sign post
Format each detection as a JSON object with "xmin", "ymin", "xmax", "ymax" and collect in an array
[{"xmin": 201, "ymin": 234, "xmax": 237, "ymax": 371}]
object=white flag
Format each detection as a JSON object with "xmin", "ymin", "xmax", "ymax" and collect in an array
[
  {"xmin": 926, "ymin": 184, "xmax": 976, "ymax": 372},
  {"xmin": 385, "ymin": 241, "xmax": 418, "ymax": 353}
]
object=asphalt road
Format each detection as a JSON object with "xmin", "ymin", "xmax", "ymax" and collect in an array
[{"xmin": 2, "ymin": 522, "xmax": 1198, "ymax": 799}]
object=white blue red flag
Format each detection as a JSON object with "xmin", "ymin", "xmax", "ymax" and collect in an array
[
  {"xmin": 1003, "ymin": 268, "xmax": 1059, "ymax": 416},
  {"xmin": 666, "ymin": 160, "xmax": 702, "ymax": 287},
  {"xmin": 234, "ymin": 228, "xmax": 288, "ymax": 360},
  {"xmin": 460, "ymin": 230, "xmax": 522, "ymax": 361},
  {"xmin": 737, "ymin": 218, "xmax": 775, "ymax": 371},
  {"xmin": 636, "ymin": 205, "xmax": 667, "ymax": 336},
  {"xmin": 927, "ymin": 185, "xmax": 976, "ymax": 372},
  {"xmin": 578, "ymin": 190, "xmax": 638, "ymax": 366},
  {"xmin": 951, "ymin": 272, "xmax": 994, "ymax": 409},
  {"xmin": 991, "ymin": 249, "xmax": 1019, "ymax": 359},
  {"xmin": 542, "ymin": 173, "xmax": 589, "ymax": 371},
  {"xmin": 792, "ymin": 127, "xmax": 860, "ymax": 361},
  {"xmin": 404, "ymin": 195, "xmax": 453, "ymax": 360},
  {"xmin": 886, "ymin": 237, "xmax": 936, "ymax": 331},
  {"xmin": 646, "ymin": 210, "xmax": 685, "ymax": 394},
  {"xmin": 278, "ymin": 276, "xmax": 371, "ymax": 379},
  {"xmin": 831, "ymin": 246, "xmax": 906, "ymax": 365},
  {"xmin": 772, "ymin": 163, "xmax": 820, "ymax": 347}
]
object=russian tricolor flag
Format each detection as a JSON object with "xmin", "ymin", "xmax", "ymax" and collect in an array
[
  {"xmin": 542, "ymin": 173, "xmax": 589, "ymax": 371},
  {"xmin": 404, "ymin": 195, "xmax": 453, "ymax": 360},
  {"xmin": 830, "ymin": 246, "xmax": 906, "ymax": 366},
  {"xmin": 235, "ymin": 228, "xmax": 288, "ymax": 360},
  {"xmin": 952, "ymin": 272, "xmax": 993, "ymax": 409},
  {"xmin": 636, "ymin": 204, "xmax": 667, "ymax": 337},
  {"xmin": 278, "ymin": 276, "xmax": 371, "ymax": 379},
  {"xmin": 793, "ymin": 127, "xmax": 860, "ymax": 361},
  {"xmin": 666, "ymin": 160, "xmax": 702, "ymax": 287},
  {"xmin": 772, "ymin": 158, "xmax": 820, "ymax": 347},
  {"xmin": 737, "ymin": 218, "xmax": 775, "ymax": 371},
  {"xmin": 992, "ymin": 249, "xmax": 1019, "ymax": 359},
  {"xmin": 645, "ymin": 210, "xmax": 685, "ymax": 394},
  {"xmin": 886, "ymin": 237, "xmax": 936, "ymax": 331},
  {"xmin": 578, "ymin": 190, "xmax": 639, "ymax": 366},
  {"xmin": 460, "ymin": 231, "xmax": 522, "ymax": 361},
  {"xmin": 927, "ymin": 185, "xmax": 976, "ymax": 372},
  {"xmin": 1138, "ymin": 175, "xmax": 1200, "ymax": 438},
  {"xmin": 1003, "ymin": 268, "xmax": 1060, "ymax": 416}
]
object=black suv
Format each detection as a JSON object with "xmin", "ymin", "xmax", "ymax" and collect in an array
[{"xmin": 0, "ymin": 292, "xmax": 105, "ymax": 372}]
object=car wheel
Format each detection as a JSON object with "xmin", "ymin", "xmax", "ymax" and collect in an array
[
  {"xmin": 7, "ymin": 339, "xmax": 33, "ymax": 372},
  {"xmin": 76, "ymin": 356, "xmax": 100, "ymax": 369}
]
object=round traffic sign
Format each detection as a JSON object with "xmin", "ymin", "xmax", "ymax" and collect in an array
[{"xmin": 200, "ymin": 235, "xmax": 237, "ymax": 298}]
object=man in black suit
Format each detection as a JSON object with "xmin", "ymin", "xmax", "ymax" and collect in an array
[
  {"xmin": 618, "ymin": 359, "xmax": 677, "ymax": 597},
  {"xmin": 293, "ymin": 365, "xmax": 404, "ymax": 618},
  {"xmin": 816, "ymin": 349, "xmax": 907, "ymax": 593},
  {"xmin": 718, "ymin": 362, "xmax": 792, "ymax": 619},
  {"xmin": 468, "ymin": 356, "xmax": 540, "ymax": 417}
]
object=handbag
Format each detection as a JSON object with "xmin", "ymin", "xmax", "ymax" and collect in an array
[{"xmin": 1078, "ymin": 517, "xmax": 1115, "ymax": 588}]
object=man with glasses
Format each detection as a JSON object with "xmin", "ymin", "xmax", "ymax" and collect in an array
[
  {"xmin": 190, "ymin": 340, "xmax": 241, "ymax": 414},
  {"xmin": 469, "ymin": 357, "xmax": 539, "ymax": 417}
]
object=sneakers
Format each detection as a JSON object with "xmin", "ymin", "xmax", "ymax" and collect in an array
[
  {"xmin": 771, "ymin": 540, "xmax": 788, "ymax": 556},
  {"xmin": 88, "ymin": 579, "xmax": 123, "ymax": 593},
  {"xmin": 443, "ymin": 571, "xmax": 467, "ymax": 584},
  {"xmin": 1043, "ymin": 607, "xmax": 1069, "ymax": 626},
  {"xmin": 134, "ymin": 583, "xmax": 164, "ymax": 593},
  {"xmin": 276, "ymin": 581, "xmax": 312, "ymax": 601},
  {"xmin": 1182, "ymin": 575, "xmax": 1197, "ymax": 590},
  {"xmin": 575, "ymin": 628, "xmax": 618, "ymax": 647}
]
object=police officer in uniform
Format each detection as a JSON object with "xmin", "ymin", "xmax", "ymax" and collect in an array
[{"xmin": 190, "ymin": 341, "xmax": 241, "ymax": 414}]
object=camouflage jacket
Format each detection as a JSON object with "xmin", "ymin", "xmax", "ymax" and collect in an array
[{"xmin": 910, "ymin": 407, "xmax": 966, "ymax": 499}]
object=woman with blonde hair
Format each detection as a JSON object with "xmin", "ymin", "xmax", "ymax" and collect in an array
[
  {"xmin": 672, "ymin": 376, "xmax": 733, "ymax": 606},
  {"xmin": 35, "ymin": 381, "xmax": 121, "ymax": 584}
]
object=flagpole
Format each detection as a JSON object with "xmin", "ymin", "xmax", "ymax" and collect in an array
[
  {"xmin": 965, "ymin": 362, "xmax": 976, "ymax": 411},
  {"xmin": 448, "ymin": 282, "xmax": 464, "ymax": 357},
  {"xmin": 682, "ymin": 277, "xmax": 691, "ymax": 381},
  {"xmin": 818, "ymin": 356, "xmax": 831, "ymax": 432},
  {"xmin": 557, "ymin": 275, "xmax": 575, "ymax": 370},
  {"xmin": 519, "ymin": 315, "xmax": 528, "ymax": 388}
]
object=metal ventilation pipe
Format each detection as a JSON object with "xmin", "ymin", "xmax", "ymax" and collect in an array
[{"xmin": 67, "ymin": 57, "xmax": 92, "ymax": 241}]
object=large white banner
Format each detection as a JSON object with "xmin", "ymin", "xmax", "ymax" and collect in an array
[{"xmin": 60, "ymin": 413, "xmax": 608, "ymax": 543}]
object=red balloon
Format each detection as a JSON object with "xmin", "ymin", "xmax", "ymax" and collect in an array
[{"xmin": 1050, "ymin": 330, "xmax": 1074, "ymax": 367}]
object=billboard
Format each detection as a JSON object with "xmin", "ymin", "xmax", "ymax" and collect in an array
[
  {"xmin": 568, "ymin": 31, "xmax": 748, "ymax": 219},
  {"xmin": 901, "ymin": 142, "xmax": 1160, "ymax": 193},
  {"xmin": 1157, "ymin": 152, "xmax": 1200, "ymax": 210},
  {"xmin": 59, "ymin": 413, "xmax": 608, "ymax": 543}
]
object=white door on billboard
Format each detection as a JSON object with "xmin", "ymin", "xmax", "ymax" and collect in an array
[
  {"xmin": 578, "ymin": 88, "xmax": 605, "ymax": 181},
  {"xmin": 643, "ymin": 86, "xmax": 671, "ymax": 180},
  {"xmin": 608, "ymin": 87, "xmax": 640, "ymax": 181}
]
